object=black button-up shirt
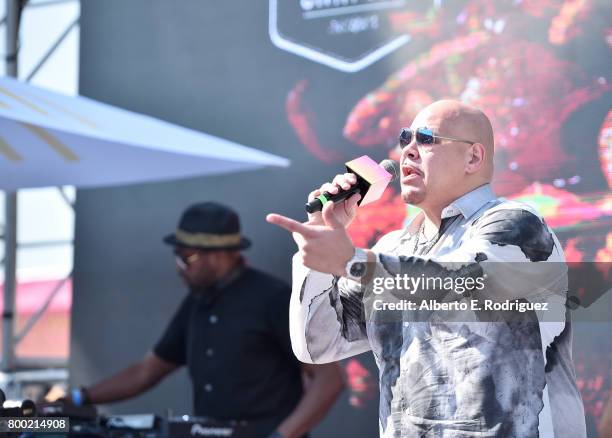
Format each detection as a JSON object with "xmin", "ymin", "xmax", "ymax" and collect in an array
[{"xmin": 154, "ymin": 266, "xmax": 303, "ymax": 434}]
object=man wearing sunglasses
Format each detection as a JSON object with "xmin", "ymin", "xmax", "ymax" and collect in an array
[
  {"xmin": 267, "ymin": 100, "xmax": 585, "ymax": 437},
  {"xmin": 69, "ymin": 202, "xmax": 344, "ymax": 438}
]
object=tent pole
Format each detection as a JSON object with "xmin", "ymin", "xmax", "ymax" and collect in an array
[
  {"xmin": 2, "ymin": 0, "xmax": 21, "ymax": 372},
  {"xmin": 5, "ymin": 0, "xmax": 19, "ymax": 78},
  {"xmin": 2, "ymin": 194, "xmax": 17, "ymax": 372}
]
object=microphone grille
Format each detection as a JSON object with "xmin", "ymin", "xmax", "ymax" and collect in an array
[{"xmin": 380, "ymin": 159, "xmax": 400, "ymax": 182}]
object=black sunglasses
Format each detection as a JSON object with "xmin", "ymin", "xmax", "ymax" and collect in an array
[
  {"xmin": 399, "ymin": 127, "xmax": 476, "ymax": 147},
  {"xmin": 174, "ymin": 251, "xmax": 201, "ymax": 270}
]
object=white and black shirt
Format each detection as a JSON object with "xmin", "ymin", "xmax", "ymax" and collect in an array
[{"xmin": 290, "ymin": 184, "xmax": 585, "ymax": 437}]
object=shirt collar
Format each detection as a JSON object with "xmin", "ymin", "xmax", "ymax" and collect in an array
[{"xmin": 441, "ymin": 183, "xmax": 496, "ymax": 219}]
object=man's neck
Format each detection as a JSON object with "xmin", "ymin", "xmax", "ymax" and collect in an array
[
  {"xmin": 195, "ymin": 257, "xmax": 245, "ymax": 291},
  {"xmin": 420, "ymin": 181, "xmax": 490, "ymax": 232},
  {"xmin": 215, "ymin": 257, "xmax": 244, "ymax": 284},
  {"xmin": 420, "ymin": 209, "xmax": 443, "ymax": 239}
]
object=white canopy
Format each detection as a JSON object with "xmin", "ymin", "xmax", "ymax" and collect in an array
[{"xmin": 0, "ymin": 76, "xmax": 289, "ymax": 191}]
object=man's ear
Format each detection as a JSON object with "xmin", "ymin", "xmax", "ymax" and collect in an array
[{"xmin": 465, "ymin": 142, "xmax": 485, "ymax": 174}]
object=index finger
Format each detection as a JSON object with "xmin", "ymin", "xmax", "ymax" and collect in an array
[{"xmin": 266, "ymin": 213, "xmax": 315, "ymax": 237}]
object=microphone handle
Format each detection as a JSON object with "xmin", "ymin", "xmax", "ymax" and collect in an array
[{"xmin": 305, "ymin": 185, "xmax": 362, "ymax": 213}]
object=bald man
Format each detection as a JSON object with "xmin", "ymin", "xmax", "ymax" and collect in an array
[{"xmin": 267, "ymin": 100, "xmax": 586, "ymax": 437}]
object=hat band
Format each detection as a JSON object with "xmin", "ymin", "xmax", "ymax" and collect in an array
[{"xmin": 175, "ymin": 229, "xmax": 241, "ymax": 248}]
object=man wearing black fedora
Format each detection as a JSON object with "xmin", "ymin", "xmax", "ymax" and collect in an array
[{"xmin": 68, "ymin": 202, "xmax": 344, "ymax": 437}]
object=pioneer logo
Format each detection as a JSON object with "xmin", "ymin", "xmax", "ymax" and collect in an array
[
  {"xmin": 190, "ymin": 423, "xmax": 233, "ymax": 436},
  {"xmin": 269, "ymin": 0, "xmax": 410, "ymax": 73}
]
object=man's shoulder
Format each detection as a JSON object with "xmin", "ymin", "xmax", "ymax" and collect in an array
[
  {"xmin": 475, "ymin": 198, "xmax": 551, "ymax": 232},
  {"xmin": 473, "ymin": 198, "xmax": 561, "ymax": 262},
  {"xmin": 480, "ymin": 198, "xmax": 542, "ymax": 220},
  {"xmin": 242, "ymin": 267, "xmax": 291, "ymax": 295},
  {"xmin": 240, "ymin": 268, "xmax": 292, "ymax": 314}
]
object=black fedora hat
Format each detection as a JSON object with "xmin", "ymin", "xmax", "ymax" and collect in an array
[{"xmin": 163, "ymin": 202, "xmax": 251, "ymax": 251}]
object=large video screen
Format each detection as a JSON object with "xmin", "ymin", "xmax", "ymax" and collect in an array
[{"xmin": 272, "ymin": 2, "xmax": 611, "ymax": 433}]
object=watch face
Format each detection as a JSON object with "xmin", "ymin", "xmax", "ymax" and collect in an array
[{"xmin": 350, "ymin": 262, "xmax": 366, "ymax": 277}]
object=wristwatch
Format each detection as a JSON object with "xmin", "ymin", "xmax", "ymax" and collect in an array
[{"xmin": 345, "ymin": 248, "xmax": 369, "ymax": 280}]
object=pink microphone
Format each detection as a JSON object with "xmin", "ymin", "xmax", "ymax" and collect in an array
[{"xmin": 305, "ymin": 156, "xmax": 399, "ymax": 213}]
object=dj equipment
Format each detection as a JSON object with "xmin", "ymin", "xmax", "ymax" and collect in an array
[
  {"xmin": 167, "ymin": 416, "xmax": 255, "ymax": 438},
  {"xmin": 37, "ymin": 400, "xmax": 97, "ymax": 420},
  {"xmin": 32, "ymin": 401, "xmax": 259, "ymax": 437},
  {"xmin": 0, "ymin": 389, "xmax": 37, "ymax": 418},
  {"xmin": 0, "ymin": 393, "xmax": 259, "ymax": 437}
]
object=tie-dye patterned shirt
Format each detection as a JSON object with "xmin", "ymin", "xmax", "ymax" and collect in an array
[{"xmin": 290, "ymin": 184, "xmax": 586, "ymax": 437}]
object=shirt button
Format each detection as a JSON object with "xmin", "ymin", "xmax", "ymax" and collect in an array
[
  {"xmin": 204, "ymin": 383, "xmax": 213, "ymax": 392},
  {"xmin": 205, "ymin": 348, "xmax": 214, "ymax": 357},
  {"xmin": 209, "ymin": 315, "xmax": 218, "ymax": 324}
]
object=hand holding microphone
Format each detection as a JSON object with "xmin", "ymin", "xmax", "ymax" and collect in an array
[
  {"xmin": 266, "ymin": 156, "xmax": 398, "ymax": 276},
  {"xmin": 305, "ymin": 172, "xmax": 362, "ymax": 228},
  {"xmin": 305, "ymin": 158, "xmax": 399, "ymax": 214}
]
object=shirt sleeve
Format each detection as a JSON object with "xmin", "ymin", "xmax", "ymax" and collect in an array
[
  {"xmin": 288, "ymin": 231, "xmax": 404, "ymax": 364},
  {"xmin": 289, "ymin": 205, "xmax": 568, "ymax": 364},
  {"xmin": 153, "ymin": 295, "xmax": 191, "ymax": 365}
]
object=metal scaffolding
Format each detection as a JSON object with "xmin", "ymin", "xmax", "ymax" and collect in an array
[{"xmin": 2, "ymin": 0, "xmax": 79, "ymax": 372}]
